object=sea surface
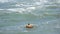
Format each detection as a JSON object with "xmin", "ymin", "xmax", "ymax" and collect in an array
[{"xmin": 0, "ymin": 0, "xmax": 60, "ymax": 34}]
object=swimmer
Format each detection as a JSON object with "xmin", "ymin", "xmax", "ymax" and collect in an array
[{"xmin": 26, "ymin": 23, "xmax": 33, "ymax": 28}]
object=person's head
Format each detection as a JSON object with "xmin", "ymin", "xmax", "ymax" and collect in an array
[{"xmin": 28, "ymin": 23, "xmax": 30, "ymax": 25}]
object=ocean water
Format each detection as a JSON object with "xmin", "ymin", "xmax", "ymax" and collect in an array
[{"xmin": 0, "ymin": 0, "xmax": 60, "ymax": 34}]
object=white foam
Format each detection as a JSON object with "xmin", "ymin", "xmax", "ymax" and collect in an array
[
  {"xmin": 26, "ymin": 7, "xmax": 36, "ymax": 10},
  {"xmin": 15, "ymin": 4, "xmax": 20, "ymax": 7},
  {"xmin": 40, "ymin": 0, "xmax": 48, "ymax": 4},
  {"xmin": 5, "ymin": 7, "xmax": 35, "ymax": 14},
  {"xmin": 0, "ymin": 9, "xmax": 4, "ymax": 10},
  {"xmin": 7, "ymin": 9, "xmax": 17, "ymax": 11},
  {"xmin": 6, "ymin": 8, "xmax": 26, "ymax": 14},
  {"xmin": 0, "ymin": 0, "xmax": 15, "ymax": 3},
  {"xmin": 46, "ymin": 19, "xmax": 56, "ymax": 23},
  {"xmin": 35, "ymin": 2, "xmax": 41, "ymax": 5},
  {"xmin": 25, "ymin": 7, "xmax": 36, "ymax": 13},
  {"xmin": 0, "ymin": 0, "xmax": 8, "ymax": 3},
  {"xmin": 13, "ymin": 3, "xmax": 24, "ymax": 7},
  {"xmin": 57, "ymin": 0, "xmax": 60, "ymax": 3}
]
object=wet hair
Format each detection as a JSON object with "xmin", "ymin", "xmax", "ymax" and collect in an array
[{"xmin": 28, "ymin": 23, "xmax": 30, "ymax": 25}]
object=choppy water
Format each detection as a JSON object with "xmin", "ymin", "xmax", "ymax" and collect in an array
[{"xmin": 0, "ymin": 0, "xmax": 60, "ymax": 34}]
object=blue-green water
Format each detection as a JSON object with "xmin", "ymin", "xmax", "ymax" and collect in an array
[{"xmin": 0, "ymin": 0, "xmax": 60, "ymax": 34}]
